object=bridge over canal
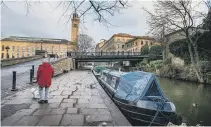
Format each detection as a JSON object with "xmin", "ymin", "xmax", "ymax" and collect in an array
[{"xmin": 67, "ymin": 52, "xmax": 162, "ymax": 68}]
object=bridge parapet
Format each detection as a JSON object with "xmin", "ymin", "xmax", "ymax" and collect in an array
[{"xmin": 67, "ymin": 52, "xmax": 143, "ymax": 58}]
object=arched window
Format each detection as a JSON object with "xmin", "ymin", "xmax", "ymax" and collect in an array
[{"xmin": 2, "ymin": 45, "xmax": 4, "ymax": 51}]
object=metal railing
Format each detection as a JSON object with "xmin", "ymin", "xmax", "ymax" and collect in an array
[{"xmin": 67, "ymin": 52, "xmax": 143, "ymax": 57}]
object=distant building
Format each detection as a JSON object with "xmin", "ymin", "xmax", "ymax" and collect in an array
[
  {"xmin": 164, "ymin": 27, "xmax": 196, "ymax": 60},
  {"xmin": 125, "ymin": 36, "xmax": 160, "ymax": 53},
  {"xmin": 1, "ymin": 12, "xmax": 80, "ymax": 60},
  {"xmin": 163, "ymin": 29, "xmax": 196, "ymax": 66},
  {"xmin": 100, "ymin": 33, "xmax": 134, "ymax": 53},
  {"xmin": 96, "ymin": 33, "xmax": 160, "ymax": 53},
  {"xmin": 95, "ymin": 40, "xmax": 106, "ymax": 52}
]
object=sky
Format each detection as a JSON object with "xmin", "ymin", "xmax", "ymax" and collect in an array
[{"xmin": 1, "ymin": 0, "xmax": 207, "ymax": 45}]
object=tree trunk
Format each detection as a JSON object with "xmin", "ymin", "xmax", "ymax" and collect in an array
[{"xmin": 187, "ymin": 43, "xmax": 204, "ymax": 83}]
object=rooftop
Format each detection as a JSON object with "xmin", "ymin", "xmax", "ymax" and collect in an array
[
  {"xmin": 113, "ymin": 33, "xmax": 134, "ymax": 37},
  {"xmin": 125, "ymin": 36, "xmax": 155, "ymax": 44},
  {"xmin": 1, "ymin": 36, "xmax": 72, "ymax": 44}
]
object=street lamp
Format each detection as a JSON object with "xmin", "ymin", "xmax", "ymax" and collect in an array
[
  {"xmin": 5, "ymin": 46, "xmax": 10, "ymax": 59},
  {"xmin": 41, "ymin": 40, "xmax": 43, "ymax": 50},
  {"xmin": 52, "ymin": 46, "xmax": 54, "ymax": 54}
]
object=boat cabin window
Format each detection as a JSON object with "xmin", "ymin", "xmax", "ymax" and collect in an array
[
  {"xmin": 106, "ymin": 74, "xmax": 113, "ymax": 84},
  {"xmin": 110, "ymin": 76, "xmax": 117, "ymax": 88},
  {"xmin": 115, "ymin": 77, "xmax": 120, "ymax": 89},
  {"xmin": 145, "ymin": 80, "xmax": 161, "ymax": 97}
]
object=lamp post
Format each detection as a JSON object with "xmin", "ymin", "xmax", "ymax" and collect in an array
[
  {"xmin": 52, "ymin": 46, "xmax": 54, "ymax": 54},
  {"xmin": 5, "ymin": 46, "xmax": 10, "ymax": 59},
  {"xmin": 41, "ymin": 40, "xmax": 43, "ymax": 50}
]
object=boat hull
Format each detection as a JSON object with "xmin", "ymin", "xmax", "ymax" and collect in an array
[{"xmin": 98, "ymin": 77, "xmax": 174, "ymax": 126}]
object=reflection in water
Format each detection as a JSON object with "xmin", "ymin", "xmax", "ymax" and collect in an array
[{"xmin": 159, "ymin": 78, "xmax": 211, "ymax": 126}]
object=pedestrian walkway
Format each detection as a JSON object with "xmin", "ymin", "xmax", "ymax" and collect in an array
[{"xmin": 1, "ymin": 70, "xmax": 131, "ymax": 126}]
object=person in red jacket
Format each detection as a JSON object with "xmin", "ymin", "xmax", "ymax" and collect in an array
[{"xmin": 37, "ymin": 59, "xmax": 54, "ymax": 104}]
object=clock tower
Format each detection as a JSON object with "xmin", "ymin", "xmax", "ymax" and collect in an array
[{"xmin": 71, "ymin": 12, "xmax": 80, "ymax": 50}]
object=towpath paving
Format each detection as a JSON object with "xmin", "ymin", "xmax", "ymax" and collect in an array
[{"xmin": 1, "ymin": 70, "xmax": 131, "ymax": 126}]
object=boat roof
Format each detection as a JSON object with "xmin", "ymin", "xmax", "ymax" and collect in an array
[
  {"xmin": 102, "ymin": 69, "xmax": 126, "ymax": 77},
  {"xmin": 114, "ymin": 71, "xmax": 167, "ymax": 102}
]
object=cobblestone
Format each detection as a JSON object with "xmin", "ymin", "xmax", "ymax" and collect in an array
[
  {"xmin": 60, "ymin": 103, "xmax": 74, "ymax": 108},
  {"xmin": 66, "ymin": 108, "xmax": 78, "ymax": 114},
  {"xmin": 14, "ymin": 116, "xmax": 42, "ymax": 126},
  {"xmin": 60, "ymin": 114, "xmax": 84, "ymax": 126},
  {"xmin": 86, "ymin": 114, "xmax": 113, "ymax": 122},
  {"xmin": 37, "ymin": 115, "xmax": 62, "ymax": 126},
  {"xmin": 1, "ymin": 70, "xmax": 130, "ymax": 126},
  {"xmin": 63, "ymin": 98, "xmax": 77, "ymax": 103}
]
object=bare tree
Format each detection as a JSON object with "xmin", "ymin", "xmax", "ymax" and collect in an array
[
  {"xmin": 144, "ymin": 0, "xmax": 210, "ymax": 83},
  {"xmin": 78, "ymin": 34, "xmax": 95, "ymax": 54},
  {"xmin": 1, "ymin": 1, "xmax": 130, "ymax": 27},
  {"xmin": 57, "ymin": 1, "xmax": 130, "ymax": 26}
]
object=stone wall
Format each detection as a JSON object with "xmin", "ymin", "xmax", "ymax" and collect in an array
[
  {"xmin": 171, "ymin": 57, "xmax": 185, "ymax": 67},
  {"xmin": 1, "ymin": 55, "xmax": 43, "ymax": 67},
  {"xmin": 50, "ymin": 58, "xmax": 74, "ymax": 76}
]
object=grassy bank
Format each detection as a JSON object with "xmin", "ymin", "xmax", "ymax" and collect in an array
[{"xmin": 135, "ymin": 60, "xmax": 211, "ymax": 84}]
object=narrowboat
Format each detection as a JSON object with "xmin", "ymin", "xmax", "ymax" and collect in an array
[{"xmin": 98, "ymin": 69, "xmax": 182, "ymax": 126}]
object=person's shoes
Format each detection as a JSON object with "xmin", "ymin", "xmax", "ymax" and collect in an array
[
  {"xmin": 38, "ymin": 100, "xmax": 44, "ymax": 104},
  {"xmin": 44, "ymin": 100, "xmax": 48, "ymax": 103}
]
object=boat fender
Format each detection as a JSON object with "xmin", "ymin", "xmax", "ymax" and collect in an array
[{"xmin": 170, "ymin": 114, "xmax": 182, "ymax": 125}]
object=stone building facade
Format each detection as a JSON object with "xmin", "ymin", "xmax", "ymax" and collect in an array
[
  {"xmin": 96, "ymin": 33, "xmax": 160, "ymax": 53},
  {"xmin": 1, "ymin": 37, "xmax": 76, "ymax": 59},
  {"xmin": 1, "ymin": 12, "xmax": 80, "ymax": 60},
  {"xmin": 100, "ymin": 33, "xmax": 134, "ymax": 52},
  {"xmin": 125, "ymin": 36, "xmax": 160, "ymax": 53}
]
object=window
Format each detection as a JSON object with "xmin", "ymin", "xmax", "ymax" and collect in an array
[
  {"xmin": 141, "ymin": 41, "xmax": 143, "ymax": 45},
  {"xmin": 122, "ymin": 45, "xmax": 124, "ymax": 49},
  {"xmin": 12, "ymin": 53, "xmax": 14, "ymax": 58},
  {"xmin": 115, "ymin": 77, "xmax": 120, "ymax": 89},
  {"xmin": 1, "ymin": 53, "xmax": 4, "ymax": 58},
  {"xmin": 117, "ymin": 44, "xmax": 119, "ymax": 48},
  {"xmin": 22, "ymin": 47, "xmax": 25, "ymax": 51},
  {"xmin": 12, "ymin": 46, "xmax": 15, "ymax": 51},
  {"xmin": 136, "ymin": 41, "xmax": 137, "ymax": 46},
  {"xmin": 2, "ymin": 45, "xmax": 4, "ymax": 51},
  {"xmin": 28, "ymin": 47, "xmax": 30, "ymax": 52},
  {"xmin": 17, "ymin": 46, "xmax": 20, "ymax": 52},
  {"xmin": 146, "ymin": 41, "xmax": 148, "ymax": 45},
  {"xmin": 117, "ymin": 39, "xmax": 120, "ymax": 43},
  {"xmin": 110, "ymin": 76, "xmax": 117, "ymax": 88},
  {"xmin": 132, "ymin": 42, "xmax": 134, "ymax": 46},
  {"xmin": 17, "ymin": 53, "xmax": 19, "ymax": 58}
]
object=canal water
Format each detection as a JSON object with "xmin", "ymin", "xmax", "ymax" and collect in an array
[{"xmin": 159, "ymin": 78, "xmax": 211, "ymax": 126}]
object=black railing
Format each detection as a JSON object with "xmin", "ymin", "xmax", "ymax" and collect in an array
[{"xmin": 67, "ymin": 52, "xmax": 143, "ymax": 57}]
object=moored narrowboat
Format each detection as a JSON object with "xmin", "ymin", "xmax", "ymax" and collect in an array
[{"xmin": 98, "ymin": 69, "xmax": 182, "ymax": 126}]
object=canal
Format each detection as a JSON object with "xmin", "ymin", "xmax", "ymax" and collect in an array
[{"xmin": 159, "ymin": 78, "xmax": 211, "ymax": 126}]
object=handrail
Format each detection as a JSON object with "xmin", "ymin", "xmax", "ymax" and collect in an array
[{"xmin": 67, "ymin": 52, "xmax": 145, "ymax": 57}]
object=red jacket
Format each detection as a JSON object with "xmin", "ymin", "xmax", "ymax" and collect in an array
[{"xmin": 37, "ymin": 62, "xmax": 54, "ymax": 88}]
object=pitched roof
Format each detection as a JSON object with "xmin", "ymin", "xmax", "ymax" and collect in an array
[
  {"xmin": 125, "ymin": 36, "xmax": 155, "ymax": 44},
  {"xmin": 113, "ymin": 33, "xmax": 134, "ymax": 37},
  {"xmin": 1, "ymin": 36, "xmax": 72, "ymax": 44}
]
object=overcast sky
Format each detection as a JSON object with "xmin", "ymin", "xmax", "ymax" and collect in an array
[{"xmin": 1, "ymin": 0, "xmax": 207, "ymax": 44}]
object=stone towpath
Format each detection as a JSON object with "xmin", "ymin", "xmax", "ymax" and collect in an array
[{"xmin": 1, "ymin": 70, "xmax": 131, "ymax": 126}]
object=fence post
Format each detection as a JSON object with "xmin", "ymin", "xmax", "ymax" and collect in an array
[
  {"xmin": 32, "ymin": 65, "xmax": 34, "ymax": 78},
  {"xmin": 30, "ymin": 69, "xmax": 33, "ymax": 84},
  {"xmin": 11, "ymin": 71, "xmax": 18, "ymax": 91}
]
